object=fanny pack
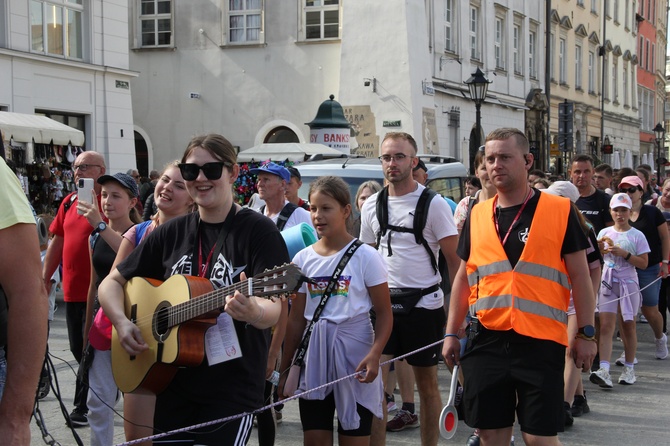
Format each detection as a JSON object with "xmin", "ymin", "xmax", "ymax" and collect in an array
[{"xmin": 389, "ymin": 283, "xmax": 440, "ymax": 315}]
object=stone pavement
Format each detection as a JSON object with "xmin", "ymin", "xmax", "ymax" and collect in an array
[{"xmin": 30, "ymin": 293, "xmax": 670, "ymax": 445}]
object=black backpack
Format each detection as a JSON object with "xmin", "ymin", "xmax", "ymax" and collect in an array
[
  {"xmin": 375, "ymin": 186, "xmax": 439, "ymax": 273},
  {"xmin": 261, "ymin": 202, "xmax": 299, "ymax": 231}
]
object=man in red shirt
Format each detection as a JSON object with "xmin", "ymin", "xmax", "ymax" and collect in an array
[{"xmin": 43, "ymin": 151, "xmax": 106, "ymax": 427}]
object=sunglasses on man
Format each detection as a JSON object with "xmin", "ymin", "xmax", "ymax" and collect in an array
[{"xmin": 178, "ymin": 162, "xmax": 231, "ymax": 181}]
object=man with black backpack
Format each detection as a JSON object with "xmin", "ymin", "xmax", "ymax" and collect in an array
[
  {"xmin": 570, "ymin": 154, "xmax": 614, "ymax": 234},
  {"xmin": 360, "ymin": 132, "xmax": 460, "ymax": 446}
]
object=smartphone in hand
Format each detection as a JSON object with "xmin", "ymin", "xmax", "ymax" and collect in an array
[{"xmin": 77, "ymin": 178, "xmax": 94, "ymax": 214}]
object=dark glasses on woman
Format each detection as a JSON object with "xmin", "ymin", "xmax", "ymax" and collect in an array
[
  {"xmin": 178, "ymin": 162, "xmax": 231, "ymax": 181},
  {"xmin": 618, "ymin": 186, "xmax": 639, "ymax": 194}
]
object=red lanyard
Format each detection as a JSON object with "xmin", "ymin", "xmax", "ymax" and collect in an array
[
  {"xmin": 493, "ymin": 189, "xmax": 532, "ymax": 247},
  {"xmin": 198, "ymin": 242, "xmax": 216, "ymax": 278}
]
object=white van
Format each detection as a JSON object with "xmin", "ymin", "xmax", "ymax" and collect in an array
[{"xmin": 295, "ymin": 156, "xmax": 468, "ymax": 205}]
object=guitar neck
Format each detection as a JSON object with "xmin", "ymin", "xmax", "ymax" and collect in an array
[{"xmin": 168, "ymin": 281, "xmax": 251, "ymax": 327}]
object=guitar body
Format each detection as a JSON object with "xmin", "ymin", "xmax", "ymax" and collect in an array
[{"xmin": 112, "ymin": 275, "xmax": 216, "ymax": 394}]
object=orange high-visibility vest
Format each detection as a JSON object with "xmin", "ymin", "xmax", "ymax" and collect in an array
[{"xmin": 466, "ymin": 192, "xmax": 571, "ymax": 346}]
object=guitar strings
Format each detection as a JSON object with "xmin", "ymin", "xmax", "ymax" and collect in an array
[{"xmin": 126, "ymin": 277, "xmax": 290, "ymax": 330}]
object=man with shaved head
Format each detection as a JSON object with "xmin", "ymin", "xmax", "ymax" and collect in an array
[{"xmin": 43, "ymin": 150, "xmax": 106, "ymax": 427}]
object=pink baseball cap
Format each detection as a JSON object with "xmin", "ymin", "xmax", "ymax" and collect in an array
[{"xmin": 619, "ymin": 175, "xmax": 644, "ymax": 190}]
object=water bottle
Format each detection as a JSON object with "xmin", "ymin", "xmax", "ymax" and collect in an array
[{"xmin": 268, "ymin": 370, "xmax": 280, "ymax": 386}]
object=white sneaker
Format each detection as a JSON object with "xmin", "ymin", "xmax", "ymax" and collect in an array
[
  {"xmin": 589, "ymin": 368, "xmax": 613, "ymax": 388},
  {"xmin": 614, "ymin": 351, "xmax": 638, "ymax": 366},
  {"xmin": 618, "ymin": 366, "xmax": 636, "ymax": 385},
  {"xmin": 655, "ymin": 333, "xmax": 668, "ymax": 360}
]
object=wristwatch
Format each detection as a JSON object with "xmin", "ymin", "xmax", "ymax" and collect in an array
[
  {"xmin": 575, "ymin": 325, "xmax": 597, "ymax": 342},
  {"xmin": 94, "ymin": 221, "xmax": 107, "ymax": 234}
]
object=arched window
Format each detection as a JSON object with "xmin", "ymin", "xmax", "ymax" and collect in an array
[{"xmin": 264, "ymin": 126, "xmax": 299, "ymax": 143}]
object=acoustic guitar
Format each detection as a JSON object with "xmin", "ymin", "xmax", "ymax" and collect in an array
[{"xmin": 111, "ymin": 264, "xmax": 306, "ymax": 394}]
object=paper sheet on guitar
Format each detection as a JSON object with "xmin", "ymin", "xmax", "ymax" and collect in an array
[{"xmin": 204, "ymin": 313, "xmax": 242, "ymax": 365}]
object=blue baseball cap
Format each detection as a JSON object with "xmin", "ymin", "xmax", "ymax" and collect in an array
[
  {"xmin": 97, "ymin": 173, "xmax": 140, "ymax": 197},
  {"xmin": 249, "ymin": 162, "xmax": 290, "ymax": 182}
]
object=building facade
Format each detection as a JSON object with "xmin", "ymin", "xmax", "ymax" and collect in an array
[{"xmin": 0, "ymin": 0, "xmax": 137, "ymax": 173}]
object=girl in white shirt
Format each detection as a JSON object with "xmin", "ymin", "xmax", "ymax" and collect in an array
[{"xmin": 279, "ymin": 175, "xmax": 392, "ymax": 446}]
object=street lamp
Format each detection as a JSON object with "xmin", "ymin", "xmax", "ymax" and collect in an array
[
  {"xmin": 464, "ymin": 68, "xmax": 492, "ymax": 174},
  {"xmin": 654, "ymin": 122, "xmax": 665, "ymax": 183}
]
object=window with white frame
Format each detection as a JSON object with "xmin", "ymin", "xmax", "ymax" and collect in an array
[
  {"xmin": 494, "ymin": 16, "xmax": 505, "ymax": 69},
  {"xmin": 612, "ymin": 57, "xmax": 618, "ymax": 102},
  {"xmin": 139, "ymin": 0, "xmax": 173, "ymax": 47},
  {"xmin": 651, "ymin": 43, "xmax": 655, "ymax": 71},
  {"xmin": 645, "ymin": 39, "xmax": 650, "ymax": 70},
  {"xmin": 577, "ymin": 0, "xmax": 584, "ymax": 6},
  {"xmin": 445, "ymin": 0, "xmax": 457, "ymax": 53},
  {"xmin": 631, "ymin": 68, "xmax": 637, "ymax": 107},
  {"xmin": 469, "ymin": 5, "xmax": 480, "ymax": 60},
  {"xmin": 30, "ymin": 0, "xmax": 84, "ymax": 59},
  {"xmin": 575, "ymin": 44, "xmax": 583, "ymax": 89},
  {"xmin": 303, "ymin": 0, "xmax": 339, "ymax": 40},
  {"xmin": 591, "ymin": 0, "xmax": 598, "ymax": 14},
  {"xmin": 603, "ymin": 54, "xmax": 609, "ymax": 99},
  {"xmin": 559, "ymin": 38, "xmax": 567, "ymax": 84},
  {"xmin": 529, "ymin": 29, "xmax": 537, "ymax": 78},
  {"xmin": 605, "ymin": 0, "xmax": 611, "ymax": 17},
  {"xmin": 227, "ymin": 0, "xmax": 262, "ymax": 44},
  {"xmin": 513, "ymin": 23, "xmax": 522, "ymax": 75},
  {"xmin": 588, "ymin": 50, "xmax": 596, "ymax": 93},
  {"xmin": 625, "ymin": 0, "xmax": 629, "ymax": 28},
  {"xmin": 623, "ymin": 64, "xmax": 628, "ymax": 105}
]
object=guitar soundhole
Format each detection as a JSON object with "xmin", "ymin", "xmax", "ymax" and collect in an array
[{"xmin": 152, "ymin": 302, "xmax": 172, "ymax": 343}]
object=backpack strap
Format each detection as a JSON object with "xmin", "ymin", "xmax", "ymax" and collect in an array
[
  {"xmin": 276, "ymin": 202, "xmax": 298, "ymax": 231},
  {"xmin": 375, "ymin": 186, "xmax": 438, "ymax": 273},
  {"xmin": 134, "ymin": 220, "xmax": 153, "ymax": 246},
  {"xmin": 62, "ymin": 193, "xmax": 77, "ymax": 214}
]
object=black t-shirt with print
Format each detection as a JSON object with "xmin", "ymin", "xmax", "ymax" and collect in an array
[
  {"xmin": 576, "ymin": 189, "xmax": 613, "ymax": 235},
  {"xmin": 117, "ymin": 208, "xmax": 290, "ymax": 412},
  {"xmin": 458, "ymin": 190, "xmax": 588, "ymax": 267}
]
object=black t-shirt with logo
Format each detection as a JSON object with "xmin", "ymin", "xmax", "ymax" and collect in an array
[
  {"xmin": 576, "ymin": 189, "xmax": 613, "ymax": 235},
  {"xmin": 458, "ymin": 190, "xmax": 588, "ymax": 267},
  {"xmin": 117, "ymin": 208, "xmax": 289, "ymax": 413}
]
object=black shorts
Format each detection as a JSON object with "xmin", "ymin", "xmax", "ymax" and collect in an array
[
  {"xmin": 460, "ymin": 328, "xmax": 566, "ymax": 436},
  {"xmin": 383, "ymin": 307, "xmax": 446, "ymax": 366},
  {"xmin": 299, "ymin": 391, "xmax": 373, "ymax": 436}
]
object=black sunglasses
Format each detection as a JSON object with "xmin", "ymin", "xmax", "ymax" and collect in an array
[
  {"xmin": 178, "ymin": 162, "xmax": 230, "ymax": 181},
  {"xmin": 618, "ymin": 186, "xmax": 639, "ymax": 194}
]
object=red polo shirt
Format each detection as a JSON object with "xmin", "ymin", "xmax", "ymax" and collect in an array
[{"xmin": 50, "ymin": 191, "xmax": 105, "ymax": 303}]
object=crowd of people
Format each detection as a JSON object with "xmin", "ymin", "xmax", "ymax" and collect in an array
[{"xmin": 1, "ymin": 128, "xmax": 669, "ymax": 446}]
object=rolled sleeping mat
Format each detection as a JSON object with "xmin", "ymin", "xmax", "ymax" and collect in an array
[{"xmin": 281, "ymin": 222, "xmax": 317, "ymax": 259}]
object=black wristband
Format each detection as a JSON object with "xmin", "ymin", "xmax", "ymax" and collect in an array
[{"xmin": 625, "ymin": 252, "xmax": 632, "ymax": 261}]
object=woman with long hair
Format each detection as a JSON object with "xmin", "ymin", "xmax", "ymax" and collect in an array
[
  {"xmin": 110, "ymin": 161, "xmax": 194, "ymax": 444},
  {"xmin": 99, "ymin": 134, "xmax": 289, "ymax": 444}
]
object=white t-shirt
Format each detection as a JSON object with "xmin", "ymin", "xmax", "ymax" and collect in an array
[
  {"xmin": 359, "ymin": 183, "xmax": 458, "ymax": 310},
  {"xmin": 293, "ymin": 241, "xmax": 387, "ymax": 324},
  {"xmin": 265, "ymin": 200, "xmax": 315, "ymax": 232}
]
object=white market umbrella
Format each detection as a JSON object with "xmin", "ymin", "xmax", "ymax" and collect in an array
[
  {"xmin": 641, "ymin": 153, "xmax": 648, "ymax": 166},
  {"xmin": 648, "ymin": 156, "xmax": 655, "ymax": 173},
  {"xmin": 623, "ymin": 150, "xmax": 633, "ymax": 168},
  {"xmin": 612, "ymin": 150, "xmax": 621, "ymax": 170}
]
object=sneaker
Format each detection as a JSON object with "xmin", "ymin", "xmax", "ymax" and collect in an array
[
  {"xmin": 66, "ymin": 408, "xmax": 88, "ymax": 428},
  {"xmin": 571, "ymin": 393, "xmax": 590, "ymax": 417},
  {"xmin": 386, "ymin": 409, "xmax": 419, "ymax": 431},
  {"xmin": 639, "ymin": 314, "xmax": 648, "ymax": 323},
  {"xmin": 655, "ymin": 333, "xmax": 668, "ymax": 360},
  {"xmin": 589, "ymin": 368, "xmax": 613, "ymax": 388},
  {"xmin": 563, "ymin": 401, "xmax": 574, "ymax": 426},
  {"xmin": 615, "ymin": 351, "xmax": 638, "ymax": 366},
  {"xmin": 385, "ymin": 393, "xmax": 397, "ymax": 413},
  {"xmin": 618, "ymin": 365, "xmax": 636, "ymax": 385}
]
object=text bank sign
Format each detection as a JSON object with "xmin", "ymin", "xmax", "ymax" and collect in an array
[{"xmin": 310, "ymin": 128, "xmax": 350, "ymax": 155}]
